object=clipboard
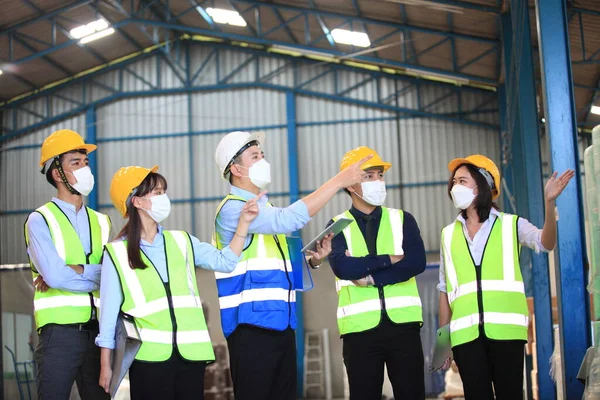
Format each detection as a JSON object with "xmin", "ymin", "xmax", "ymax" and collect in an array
[
  {"xmin": 301, "ymin": 217, "xmax": 353, "ymax": 253},
  {"xmin": 287, "ymin": 236, "xmax": 314, "ymax": 292},
  {"xmin": 428, "ymin": 324, "xmax": 452, "ymax": 373},
  {"xmin": 109, "ymin": 314, "xmax": 142, "ymax": 397}
]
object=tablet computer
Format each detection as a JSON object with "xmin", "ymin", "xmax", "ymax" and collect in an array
[{"xmin": 301, "ymin": 217, "xmax": 353, "ymax": 253}]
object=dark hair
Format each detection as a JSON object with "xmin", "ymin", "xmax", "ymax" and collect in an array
[
  {"xmin": 447, "ymin": 163, "xmax": 498, "ymax": 222},
  {"xmin": 116, "ymin": 172, "xmax": 168, "ymax": 269},
  {"xmin": 45, "ymin": 149, "xmax": 87, "ymax": 188}
]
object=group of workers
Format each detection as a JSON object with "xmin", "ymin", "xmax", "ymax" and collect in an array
[{"xmin": 24, "ymin": 127, "xmax": 574, "ymax": 400}]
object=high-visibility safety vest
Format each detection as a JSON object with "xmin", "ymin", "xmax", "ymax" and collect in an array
[
  {"xmin": 105, "ymin": 230, "xmax": 215, "ymax": 362},
  {"xmin": 24, "ymin": 201, "xmax": 110, "ymax": 330},
  {"xmin": 441, "ymin": 212, "xmax": 528, "ymax": 347},
  {"xmin": 333, "ymin": 208, "xmax": 423, "ymax": 336},
  {"xmin": 213, "ymin": 194, "xmax": 295, "ymax": 338}
]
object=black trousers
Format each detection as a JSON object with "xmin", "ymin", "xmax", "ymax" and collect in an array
[
  {"xmin": 129, "ymin": 352, "xmax": 207, "ymax": 400},
  {"xmin": 227, "ymin": 325, "xmax": 296, "ymax": 400},
  {"xmin": 342, "ymin": 317, "xmax": 425, "ymax": 400},
  {"xmin": 35, "ymin": 322, "xmax": 109, "ymax": 400},
  {"xmin": 452, "ymin": 333, "xmax": 526, "ymax": 400}
]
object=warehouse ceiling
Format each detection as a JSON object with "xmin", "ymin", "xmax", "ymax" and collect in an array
[{"xmin": 0, "ymin": 0, "xmax": 599, "ymax": 128}]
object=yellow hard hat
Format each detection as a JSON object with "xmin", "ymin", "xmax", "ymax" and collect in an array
[
  {"xmin": 448, "ymin": 155, "xmax": 500, "ymax": 200},
  {"xmin": 39, "ymin": 129, "xmax": 97, "ymax": 169},
  {"xmin": 340, "ymin": 146, "xmax": 391, "ymax": 172},
  {"xmin": 110, "ymin": 165, "xmax": 159, "ymax": 217}
]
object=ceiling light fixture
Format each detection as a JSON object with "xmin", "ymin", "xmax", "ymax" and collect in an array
[
  {"xmin": 70, "ymin": 19, "xmax": 114, "ymax": 43},
  {"xmin": 204, "ymin": 7, "xmax": 247, "ymax": 27},
  {"xmin": 331, "ymin": 29, "xmax": 371, "ymax": 48}
]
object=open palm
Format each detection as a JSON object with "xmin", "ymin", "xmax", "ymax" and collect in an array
[{"xmin": 545, "ymin": 170, "xmax": 575, "ymax": 202}]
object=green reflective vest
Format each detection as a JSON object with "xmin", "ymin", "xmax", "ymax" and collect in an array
[
  {"xmin": 105, "ymin": 230, "xmax": 215, "ymax": 362},
  {"xmin": 334, "ymin": 208, "xmax": 423, "ymax": 335},
  {"xmin": 441, "ymin": 212, "xmax": 528, "ymax": 347},
  {"xmin": 25, "ymin": 202, "xmax": 110, "ymax": 330}
]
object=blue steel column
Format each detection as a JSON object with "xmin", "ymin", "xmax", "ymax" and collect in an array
[
  {"xmin": 513, "ymin": 1, "xmax": 557, "ymax": 398},
  {"xmin": 498, "ymin": 84, "xmax": 514, "ymax": 213},
  {"xmin": 186, "ymin": 42, "xmax": 197, "ymax": 235},
  {"xmin": 502, "ymin": 10, "xmax": 555, "ymax": 398},
  {"xmin": 86, "ymin": 107, "xmax": 98, "ymax": 211},
  {"xmin": 286, "ymin": 91, "xmax": 304, "ymax": 398},
  {"xmin": 534, "ymin": 0, "xmax": 590, "ymax": 398}
]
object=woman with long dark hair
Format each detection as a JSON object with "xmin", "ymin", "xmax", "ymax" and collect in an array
[
  {"xmin": 96, "ymin": 165, "xmax": 261, "ymax": 400},
  {"xmin": 438, "ymin": 155, "xmax": 574, "ymax": 400}
]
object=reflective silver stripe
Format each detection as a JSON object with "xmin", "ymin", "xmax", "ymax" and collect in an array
[
  {"xmin": 34, "ymin": 295, "xmax": 91, "ymax": 310},
  {"xmin": 337, "ymin": 299, "xmax": 380, "ymax": 318},
  {"xmin": 450, "ymin": 312, "xmax": 528, "ymax": 333},
  {"xmin": 169, "ymin": 231, "xmax": 201, "ymax": 307},
  {"xmin": 111, "ymin": 241, "xmax": 146, "ymax": 312},
  {"xmin": 485, "ymin": 312, "xmax": 528, "ymax": 327},
  {"xmin": 335, "ymin": 279, "xmax": 356, "ymax": 292},
  {"xmin": 442, "ymin": 223, "xmax": 459, "ymax": 299},
  {"xmin": 139, "ymin": 329, "xmax": 212, "ymax": 345},
  {"xmin": 214, "ymin": 257, "xmax": 289, "ymax": 279},
  {"xmin": 177, "ymin": 330, "xmax": 212, "ymax": 344},
  {"xmin": 384, "ymin": 296, "xmax": 422, "ymax": 310},
  {"xmin": 449, "ymin": 280, "xmax": 525, "ymax": 303},
  {"xmin": 96, "ymin": 213, "xmax": 111, "ymax": 245},
  {"xmin": 128, "ymin": 297, "xmax": 170, "ymax": 318},
  {"xmin": 219, "ymin": 288, "xmax": 296, "ymax": 309},
  {"xmin": 387, "ymin": 209, "xmax": 404, "ymax": 255},
  {"xmin": 336, "ymin": 296, "xmax": 422, "ymax": 318},
  {"xmin": 450, "ymin": 313, "xmax": 480, "ymax": 332},
  {"xmin": 37, "ymin": 205, "xmax": 66, "ymax": 261},
  {"xmin": 501, "ymin": 214, "xmax": 515, "ymax": 281}
]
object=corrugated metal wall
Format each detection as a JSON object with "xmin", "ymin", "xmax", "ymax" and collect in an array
[
  {"xmin": 0, "ymin": 115, "xmax": 86, "ymax": 264},
  {"xmin": 0, "ymin": 45, "xmax": 501, "ymax": 265}
]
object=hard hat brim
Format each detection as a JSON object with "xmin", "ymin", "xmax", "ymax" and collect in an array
[
  {"xmin": 39, "ymin": 143, "xmax": 98, "ymax": 167},
  {"xmin": 447, "ymin": 158, "xmax": 472, "ymax": 173},
  {"xmin": 362, "ymin": 161, "xmax": 392, "ymax": 172}
]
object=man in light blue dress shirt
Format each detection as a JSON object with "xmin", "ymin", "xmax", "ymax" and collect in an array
[
  {"xmin": 25, "ymin": 130, "xmax": 111, "ymax": 400},
  {"xmin": 213, "ymin": 131, "xmax": 370, "ymax": 400}
]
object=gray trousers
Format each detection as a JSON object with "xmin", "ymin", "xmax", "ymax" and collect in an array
[{"xmin": 34, "ymin": 323, "xmax": 109, "ymax": 400}]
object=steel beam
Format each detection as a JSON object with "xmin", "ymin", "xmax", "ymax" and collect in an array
[{"xmin": 535, "ymin": 1, "xmax": 590, "ymax": 398}]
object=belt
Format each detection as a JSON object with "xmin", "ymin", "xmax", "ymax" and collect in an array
[{"xmin": 52, "ymin": 319, "xmax": 99, "ymax": 331}]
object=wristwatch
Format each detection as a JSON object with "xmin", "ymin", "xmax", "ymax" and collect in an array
[{"xmin": 308, "ymin": 257, "xmax": 322, "ymax": 270}]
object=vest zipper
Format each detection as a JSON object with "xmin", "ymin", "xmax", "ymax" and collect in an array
[
  {"xmin": 273, "ymin": 236, "xmax": 292, "ymax": 327},
  {"xmin": 164, "ymin": 282, "xmax": 179, "ymax": 351},
  {"xmin": 475, "ymin": 265, "xmax": 484, "ymax": 328},
  {"xmin": 161, "ymin": 241, "xmax": 179, "ymax": 353},
  {"xmin": 378, "ymin": 287, "xmax": 387, "ymax": 318}
]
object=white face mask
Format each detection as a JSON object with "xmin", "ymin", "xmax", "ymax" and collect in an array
[
  {"xmin": 247, "ymin": 159, "xmax": 271, "ymax": 189},
  {"xmin": 143, "ymin": 194, "xmax": 171, "ymax": 223},
  {"xmin": 359, "ymin": 180, "xmax": 387, "ymax": 206},
  {"xmin": 451, "ymin": 185, "xmax": 476, "ymax": 210},
  {"xmin": 70, "ymin": 166, "xmax": 95, "ymax": 196}
]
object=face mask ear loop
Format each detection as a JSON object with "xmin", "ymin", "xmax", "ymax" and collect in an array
[{"xmin": 54, "ymin": 158, "xmax": 80, "ymax": 195}]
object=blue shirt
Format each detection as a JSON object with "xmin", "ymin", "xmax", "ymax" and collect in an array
[
  {"xmin": 25, "ymin": 197, "xmax": 106, "ymax": 292},
  {"xmin": 327, "ymin": 206, "xmax": 426, "ymax": 286},
  {"xmin": 214, "ymin": 185, "xmax": 311, "ymax": 248},
  {"xmin": 95, "ymin": 226, "xmax": 241, "ymax": 349}
]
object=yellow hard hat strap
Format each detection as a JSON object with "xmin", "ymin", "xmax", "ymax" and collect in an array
[{"xmin": 52, "ymin": 158, "xmax": 81, "ymax": 195}]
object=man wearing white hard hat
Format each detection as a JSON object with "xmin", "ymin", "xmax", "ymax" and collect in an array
[{"xmin": 213, "ymin": 131, "xmax": 370, "ymax": 400}]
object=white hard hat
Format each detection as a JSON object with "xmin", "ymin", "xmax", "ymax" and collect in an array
[{"xmin": 215, "ymin": 131, "xmax": 266, "ymax": 180}]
